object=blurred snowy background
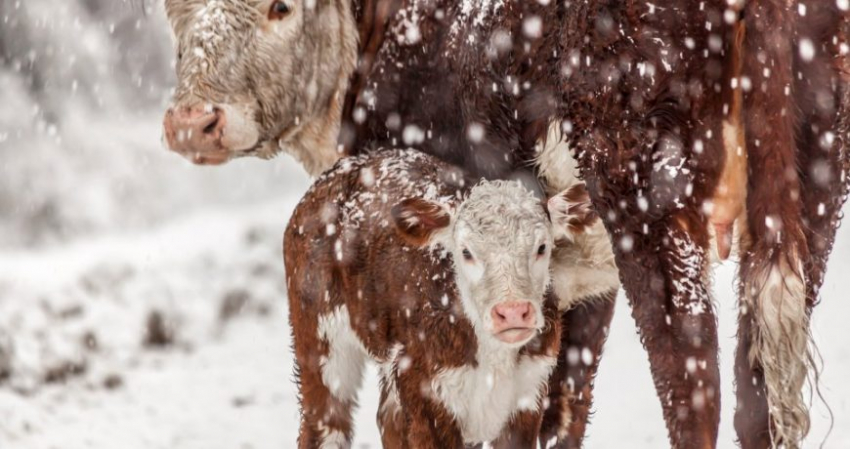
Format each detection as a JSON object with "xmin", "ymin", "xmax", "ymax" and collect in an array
[{"xmin": 0, "ymin": 1, "xmax": 848, "ymax": 448}]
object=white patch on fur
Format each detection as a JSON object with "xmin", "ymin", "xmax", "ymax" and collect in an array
[
  {"xmin": 746, "ymin": 256, "xmax": 812, "ymax": 446},
  {"xmin": 317, "ymin": 306, "xmax": 368, "ymax": 403},
  {"xmin": 535, "ymin": 120, "xmax": 621, "ymax": 310},
  {"xmin": 218, "ymin": 103, "xmax": 260, "ymax": 152},
  {"xmin": 432, "ymin": 339, "xmax": 556, "ymax": 444},
  {"xmin": 547, "ymin": 193, "xmax": 585, "ymax": 244},
  {"xmin": 318, "ymin": 427, "xmax": 349, "ymax": 449},
  {"xmin": 378, "ymin": 344, "xmax": 403, "ymax": 420},
  {"xmin": 550, "ymin": 258, "xmax": 620, "ymax": 310},
  {"xmin": 534, "ymin": 121, "xmax": 582, "ymax": 193}
]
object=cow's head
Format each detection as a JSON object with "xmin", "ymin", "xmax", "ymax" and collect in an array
[
  {"xmin": 162, "ymin": 0, "xmax": 357, "ymax": 173},
  {"xmin": 392, "ymin": 181, "xmax": 597, "ymax": 347}
]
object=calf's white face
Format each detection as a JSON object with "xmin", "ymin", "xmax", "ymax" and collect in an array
[{"xmin": 393, "ymin": 181, "xmax": 596, "ymax": 346}]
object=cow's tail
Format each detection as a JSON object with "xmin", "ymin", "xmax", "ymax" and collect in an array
[{"xmin": 738, "ymin": 1, "xmax": 813, "ymax": 446}]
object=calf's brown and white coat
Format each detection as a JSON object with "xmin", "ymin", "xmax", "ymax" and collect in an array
[{"xmin": 284, "ymin": 149, "xmax": 598, "ymax": 447}]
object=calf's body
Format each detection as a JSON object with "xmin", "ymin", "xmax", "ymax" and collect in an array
[{"xmin": 284, "ymin": 149, "xmax": 571, "ymax": 447}]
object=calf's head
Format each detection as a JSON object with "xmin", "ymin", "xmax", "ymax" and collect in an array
[
  {"xmin": 393, "ymin": 181, "xmax": 597, "ymax": 346},
  {"xmin": 162, "ymin": 0, "xmax": 357, "ymax": 171}
]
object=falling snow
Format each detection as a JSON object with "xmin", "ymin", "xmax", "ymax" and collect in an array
[{"xmin": 2, "ymin": 0, "xmax": 850, "ymax": 448}]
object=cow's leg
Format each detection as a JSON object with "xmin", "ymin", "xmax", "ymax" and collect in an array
[
  {"xmin": 539, "ymin": 291, "xmax": 617, "ymax": 448},
  {"xmin": 793, "ymin": 0, "xmax": 850, "ymax": 310},
  {"xmin": 573, "ymin": 82, "xmax": 724, "ymax": 449},
  {"xmin": 571, "ymin": 129, "xmax": 723, "ymax": 448},
  {"xmin": 617, "ymin": 217, "xmax": 720, "ymax": 449},
  {"xmin": 733, "ymin": 305, "xmax": 773, "ymax": 449},
  {"xmin": 794, "ymin": 0, "xmax": 850, "ymax": 320}
]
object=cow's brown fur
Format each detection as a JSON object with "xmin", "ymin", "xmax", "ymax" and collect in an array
[
  {"xmin": 336, "ymin": 1, "xmax": 850, "ymax": 448},
  {"xmin": 164, "ymin": 0, "xmax": 850, "ymax": 447}
]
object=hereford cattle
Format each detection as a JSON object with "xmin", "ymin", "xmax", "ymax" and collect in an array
[
  {"xmin": 284, "ymin": 148, "xmax": 603, "ymax": 447},
  {"xmin": 163, "ymin": 1, "xmax": 850, "ymax": 448}
]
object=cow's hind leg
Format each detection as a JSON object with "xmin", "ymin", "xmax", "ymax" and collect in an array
[
  {"xmin": 291, "ymin": 304, "xmax": 367, "ymax": 449},
  {"xmin": 621, "ymin": 217, "xmax": 721, "ymax": 449},
  {"xmin": 539, "ymin": 291, "xmax": 616, "ymax": 449}
]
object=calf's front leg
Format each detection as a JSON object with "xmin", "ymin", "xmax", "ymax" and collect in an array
[
  {"xmin": 395, "ymin": 368, "xmax": 466, "ymax": 448},
  {"xmin": 491, "ymin": 410, "xmax": 543, "ymax": 449}
]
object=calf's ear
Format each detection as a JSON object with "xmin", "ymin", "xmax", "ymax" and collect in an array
[
  {"xmin": 547, "ymin": 183, "xmax": 599, "ymax": 243},
  {"xmin": 392, "ymin": 198, "xmax": 451, "ymax": 246}
]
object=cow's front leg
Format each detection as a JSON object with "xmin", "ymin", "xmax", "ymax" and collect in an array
[{"xmin": 539, "ymin": 290, "xmax": 617, "ymax": 448}]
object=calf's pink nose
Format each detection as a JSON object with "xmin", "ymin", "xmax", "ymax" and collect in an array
[
  {"xmin": 163, "ymin": 105, "xmax": 228, "ymax": 163},
  {"xmin": 491, "ymin": 301, "xmax": 535, "ymax": 331}
]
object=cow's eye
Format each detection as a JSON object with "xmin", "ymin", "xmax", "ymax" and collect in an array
[
  {"xmin": 462, "ymin": 248, "xmax": 474, "ymax": 261},
  {"xmin": 537, "ymin": 244, "xmax": 547, "ymax": 256},
  {"xmin": 269, "ymin": 1, "xmax": 292, "ymax": 19},
  {"xmin": 269, "ymin": 1, "xmax": 292, "ymax": 20}
]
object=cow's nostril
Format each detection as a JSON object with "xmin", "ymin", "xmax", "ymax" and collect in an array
[{"xmin": 203, "ymin": 116, "xmax": 220, "ymax": 135}]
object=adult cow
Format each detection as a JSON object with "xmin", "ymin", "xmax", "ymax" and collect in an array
[{"xmin": 161, "ymin": 1, "xmax": 850, "ymax": 448}]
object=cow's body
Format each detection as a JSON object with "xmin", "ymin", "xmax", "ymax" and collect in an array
[
  {"xmin": 338, "ymin": 2, "xmax": 850, "ymax": 447},
  {"xmin": 163, "ymin": 0, "xmax": 850, "ymax": 447},
  {"xmin": 283, "ymin": 149, "xmax": 565, "ymax": 447}
]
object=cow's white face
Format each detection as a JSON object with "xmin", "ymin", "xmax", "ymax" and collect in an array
[{"xmin": 162, "ymin": 0, "xmax": 357, "ymax": 171}]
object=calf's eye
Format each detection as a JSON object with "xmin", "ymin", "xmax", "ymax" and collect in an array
[
  {"xmin": 269, "ymin": 1, "xmax": 292, "ymax": 20},
  {"xmin": 462, "ymin": 248, "xmax": 474, "ymax": 261},
  {"xmin": 537, "ymin": 244, "xmax": 547, "ymax": 256}
]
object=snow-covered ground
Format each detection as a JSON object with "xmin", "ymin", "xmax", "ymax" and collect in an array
[
  {"xmin": 0, "ymin": 114, "xmax": 849, "ymax": 449},
  {"xmin": 1, "ymin": 1, "xmax": 849, "ymax": 448}
]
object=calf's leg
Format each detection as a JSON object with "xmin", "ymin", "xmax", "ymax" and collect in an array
[
  {"xmin": 289, "ymin": 294, "xmax": 367, "ymax": 448},
  {"xmin": 492, "ymin": 410, "xmax": 543, "ymax": 449},
  {"xmin": 395, "ymin": 367, "xmax": 465, "ymax": 448}
]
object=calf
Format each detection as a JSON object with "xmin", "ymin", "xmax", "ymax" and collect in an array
[{"xmin": 284, "ymin": 149, "xmax": 595, "ymax": 447}]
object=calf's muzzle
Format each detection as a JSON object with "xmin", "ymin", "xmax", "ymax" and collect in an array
[{"xmin": 491, "ymin": 301, "xmax": 537, "ymax": 344}]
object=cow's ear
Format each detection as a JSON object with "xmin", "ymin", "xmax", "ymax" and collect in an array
[
  {"xmin": 392, "ymin": 198, "xmax": 452, "ymax": 246},
  {"xmin": 547, "ymin": 183, "xmax": 598, "ymax": 243}
]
